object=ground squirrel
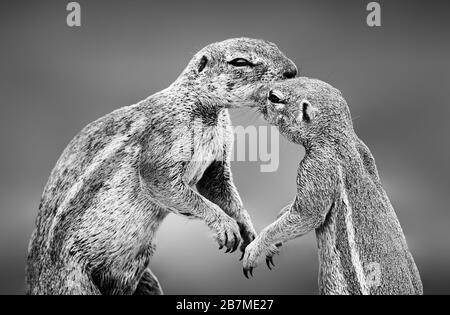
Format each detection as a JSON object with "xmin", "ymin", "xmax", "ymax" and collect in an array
[
  {"xmin": 242, "ymin": 77, "xmax": 423, "ymax": 295},
  {"xmin": 27, "ymin": 38, "xmax": 297, "ymax": 295}
]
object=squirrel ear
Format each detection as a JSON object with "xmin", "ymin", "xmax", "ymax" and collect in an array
[
  {"xmin": 297, "ymin": 99, "xmax": 318, "ymax": 123},
  {"xmin": 198, "ymin": 55, "xmax": 208, "ymax": 73}
]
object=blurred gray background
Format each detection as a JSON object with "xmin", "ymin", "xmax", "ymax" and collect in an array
[{"xmin": 0, "ymin": 0, "xmax": 449, "ymax": 294}]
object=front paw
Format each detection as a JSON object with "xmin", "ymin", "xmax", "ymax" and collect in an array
[
  {"xmin": 242, "ymin": 238, "xmax": 266, "ymax": 278},
  {"xmin": 242, "ymin": 239, "xmax": 281, "ymax": 278},
  {"xmin": 265, "ymin": 243, "xmax": 282, "ymax": 270},
  {"xmin": 238, "ymin": 221, "xmax": 257, "ymax": 260},
  {"xmin": 212, "ymin": 215, "xmax": 242, "ymax": 254}
]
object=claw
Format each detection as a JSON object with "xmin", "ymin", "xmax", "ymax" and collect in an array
[
  {"xmin": 269, "ymin": 257, "xmax": 275, "ymax": 268},
  {"xmin": 266, "ymin": 257, "xmax": 272, "ymax": 270},
  {"xmin": 219, "ymin": 245, "xmax": 224, "ymax": 250},
  {"xmin": 225, "ymin": 247, "xmax": 231, "ymax": 253},
  {"xmin": 231, "ymin": 233, "xmax": 239, "ymax": 253},
  {"xmin": 224, "ymin": 233, "xmax": 228, "ymax": 250},
  {"xmin": 243, "ymin": 267, "xmax": 254, "ymax": 279},
  {"xmin": 243, "ymin": 268, "xmax": 249, "ymax": 279},
  {"xmin": 275, "ymin": 243, "xmax": 282, "ymax": 248},
  {"xmin": 239, "ymin": 251, "xmax": 245, "ymax": 261}
]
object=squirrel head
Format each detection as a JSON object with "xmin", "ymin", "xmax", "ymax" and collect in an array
[
  {"xmin": 175, "ymin": 37, "xmax": 297, "ymax": 108},
  {"xmin": 257, "ymin": 77, "xmax": 354, "ymax": 147}
]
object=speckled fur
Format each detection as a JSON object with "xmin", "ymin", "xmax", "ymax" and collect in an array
[
  {"xmin": 26, "ymin": 38, "xmax": 297, "ymax": 295},
  {"xmin": 243, "ymin": 77, "xmax": 423, "ymax": 295}
]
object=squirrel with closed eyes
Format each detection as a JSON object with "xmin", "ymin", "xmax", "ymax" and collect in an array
[{"xmin": 243, "ymin": 77, "xmax": 423, "ymax": 295}]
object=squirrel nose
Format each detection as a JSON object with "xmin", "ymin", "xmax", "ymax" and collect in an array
[{"xmin": 283, "ymin": 66, "xmax": 297, "ymax": 79}]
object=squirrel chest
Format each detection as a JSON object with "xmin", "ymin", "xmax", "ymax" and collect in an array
[{"xmin": 182, "ymin": 110, "xmax": 230, "ymax": 186}]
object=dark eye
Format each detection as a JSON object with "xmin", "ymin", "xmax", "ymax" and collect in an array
[
  {"xmin": 268, "ymin": 91, "xmax": 284, "ymax": 104},
  {"xmin": 228, "ymin": 58, "xmax": 254, "ymax": 67}
]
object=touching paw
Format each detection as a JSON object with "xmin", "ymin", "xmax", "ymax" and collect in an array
[
  {"xmin": 242, "ymin": 238, "xmax": 265, "ymax": 278},
  {"xmin": 242, "ymin": 239, "xmax": 282, "ymax": 278},
  {"xmin": 213, "ymin": 215, "xmax": 242, "ymax": 254},
  {"xmin": 238, "ymin": 221, "xmax": 257, "ymax": 261}
]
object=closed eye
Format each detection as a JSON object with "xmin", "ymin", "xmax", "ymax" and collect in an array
[
  {"xmin": 268, "ymin": 91, "xmax": 284, "ymax": 104},
  {"xmin": 228, "ymin": 58, "xmax": 255, "ymax": 67}
]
